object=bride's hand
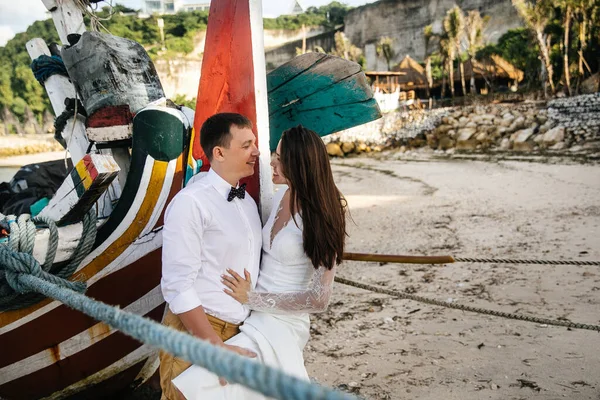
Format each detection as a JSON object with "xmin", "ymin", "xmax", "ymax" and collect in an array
[{"xmin": 222, "ymin": 269, "xmax": 251, "ymax": 304}]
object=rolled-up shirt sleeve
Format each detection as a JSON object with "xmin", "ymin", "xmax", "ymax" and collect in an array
[{"xmin": 161, "ymin": 193, "xmax": 208, "ymax": 314}]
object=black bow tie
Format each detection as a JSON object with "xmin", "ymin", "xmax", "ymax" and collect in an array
[{"xmin": 227, "ymin": 183, "xmax": 246, "ymax": 202}]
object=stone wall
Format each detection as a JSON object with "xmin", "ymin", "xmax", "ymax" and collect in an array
[
  {"xmin": 325, "ymin": 94, "xmax": 600, "ymax": 157},
  {"xmin": 344, "ymin": 0, "xmax": 522, "ymax": 70}
]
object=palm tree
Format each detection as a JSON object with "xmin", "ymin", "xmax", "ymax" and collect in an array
[
  {"xmin": 423, "ymin": 25, "xmax": 435, "ymax": 99},
  {"xmin": 443, "ymin": 6, "xmax": 465, "ymax": 97},
  {"xmin": 512, "ymin": 0, "xmax": 555, "ymax": 96},
  {"xmin": 438, "ymin": 34, "xmax": 451, "ymax": 98},
  {"xmin": 376, "ymin": 37, "xmax": 395, "ymax": 71},
  {"xmin": 560, "ymin": 0, "xmax": 577, "ymax": 96},
  {"xmin": 465, "ymin": 10, "xmax": 487, "ymax": 94}
]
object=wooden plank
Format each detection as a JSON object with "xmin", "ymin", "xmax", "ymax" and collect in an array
[
  {"xmin": 266, "ymin": 52, "xmax": 327, "ymax": 93},
  {"xmin": 249, "ymin": 0, "xmax": 274, "ymax": 221},
  {"xmin": 41, "ymin": 0, "xmax": 86, "ymax": 46},
  {"xmin": 38, "ymin": 154, "xmax": 120, "ymax": 225},
  {"xmin": 267, "ymin": 54, "xmax": 363, "ymax": 114},
  {"xmin": 269, "ymin": 99, "xmax": 381, "ymax": 146},
  {"xmin": 26, "ymin": 39, "xmax": 89, "ymax": 165},
  {"xmin": 191, "ymin": 0, "xmax": 271, "ymax": 212},
  {"xmin": 266, "ymin": 54, "xmax": 381, "ymax": 150}
]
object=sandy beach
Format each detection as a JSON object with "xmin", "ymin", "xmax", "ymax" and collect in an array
[{"xmin": 304, "ymin": 154, "xmax": 600, "ymax": 400}]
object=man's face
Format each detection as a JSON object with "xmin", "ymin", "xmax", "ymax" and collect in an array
[{"xmin": 220, "ymin": 125, "xmax": 259, "ymax": 180}]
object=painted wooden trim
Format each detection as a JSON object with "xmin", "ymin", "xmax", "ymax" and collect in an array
[
  {"xmin": 26, "ymin": 39, "xmax": 89, "ymax": 165},
  {"xmin": 249, "ymin": 0, "xmax": 274, "ymax": 223},
  {"xmin": 38, "ymin": 154, "xmax": 120, "ymax": 225},
  {"xmin": 0, "ymin": 286, "xmax": 163, "ymax": 385},
  {"xmin": 41, "ymin": 0, "xmax": 86, "ymax": 46}
]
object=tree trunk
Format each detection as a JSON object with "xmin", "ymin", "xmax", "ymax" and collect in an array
[
  {"xmin": 441, "ymin": 59, "xmax": 447, "ymax": 98},
  {"xmin": 448, "ymin": 56, "xmax": 455, "ymax": 97},
  {"xmin": 577, "ymin": 13, "xmax": 587, "ymax": 94},
  {"xmin": 563, "ymin": 4, "xmax": 572, "ymax": 96},
  {"xmin": 460, "ymin": 61, "xmax": 466, "ymax": 96},
  {"xmin": 536, "ymin": 30, "xmax": 555, "ymax": 95},
  {"xmin": 469, "ymin": 60, "xmax": 476, "ymax": 94},
  {"xmin": 425, "ymin": 56, "xmax": 432, "ymax": 98}
]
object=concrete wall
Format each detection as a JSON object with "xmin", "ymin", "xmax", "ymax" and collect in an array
[{"xmin": 344, "ymin": 0, "xmax": 523, "ymax": 70}]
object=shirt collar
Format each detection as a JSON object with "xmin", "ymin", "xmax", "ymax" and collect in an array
[{"xmin": 206, "ymin": 168, "xmax": 236, "ymax": 200}]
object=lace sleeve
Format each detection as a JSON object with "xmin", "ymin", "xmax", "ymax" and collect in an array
[{"xmin": 246, "ymin": 266, "xmax": 335, "ymax": 313}]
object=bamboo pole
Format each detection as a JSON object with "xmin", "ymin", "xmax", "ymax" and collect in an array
[{"xmin": 343, "ymin": 252, "xmax": 455, "ymax": 265}]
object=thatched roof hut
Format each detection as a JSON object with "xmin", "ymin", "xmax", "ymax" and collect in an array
[
  {"xmin": 457, "ymin": 55, "xmax": 524, "ymax": 83},
  {"xmin": 392, "ymin": 55, "xmax": 428, "ymax": 88}
]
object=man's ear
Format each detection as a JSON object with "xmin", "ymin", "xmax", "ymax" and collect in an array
[{"xmin": 212, "ymin": 146, "xmax": 225, "ymax": 162}]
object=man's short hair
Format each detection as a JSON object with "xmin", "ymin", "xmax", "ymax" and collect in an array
[{"xmin": 200, "ymin": 113, "xmax": 253, "ymax": 161}]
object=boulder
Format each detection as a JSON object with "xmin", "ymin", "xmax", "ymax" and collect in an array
[
  {"xmin": 499, "ymin": 138, "xmax": 511, "ymax": 150},
  {"xmin": 541, "ymin": 126, "xmax": 565, "ymax": 145},
  {"xmin": 549, "ymin": 142, "xmax": 566, "ymax": 150},
  {"xmin": 326, "ymin": 142, "xmax": 344, "ymax": 157},
  {"xmin": 456, "ymin": 139, "xmax": 478, "ymax": 150},
  {"xmin": 457, "ymin": 128, "xmax": 476, "ymax": 141},
  {"xmin": 434, "ymin": 124, "xmax": 453, "ymax": 135},
  {"xmin": 512, "ymin": 141, "xmax": 534, "ymax": 152},
  {"xmin": 341, "ymin": 141, "xmax": 356, "ymax": 154},
  {"xmin": 511, "ymin": 128, "xmax": 536, "ymax": 143},
  {"xmin": 438, "ymin": 136, "xmax": 454, "ymax": 150}
]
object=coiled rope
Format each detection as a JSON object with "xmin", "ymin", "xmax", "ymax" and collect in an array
[{"xmin": 0, "ymin": 209, "xmax": 96, "ymax": 311}]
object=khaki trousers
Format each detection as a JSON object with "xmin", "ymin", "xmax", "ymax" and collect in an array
[{"xmin": 159, "ymin": 309, "xmax": 240, "ymax": 400}]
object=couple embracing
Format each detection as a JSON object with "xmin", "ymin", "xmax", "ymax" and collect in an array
[{"xmin": 159, "ymin": 113, "xmax": 347, "ymax": 399}]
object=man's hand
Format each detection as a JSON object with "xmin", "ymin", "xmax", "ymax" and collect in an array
[
  {"xmin": 222, "ymin": 268, "xmax": 252, "ymax": 304},
  {"xmin": 217, "ymin": 343, "xmax": 257, "ymax": 385}
]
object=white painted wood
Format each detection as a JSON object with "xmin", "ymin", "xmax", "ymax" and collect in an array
[
  {"xmin": 41, "ymin": 0, "xmax": 86, "ymax": 46},
  {"xmin": 26, "ymin": 39, "xmax": 89, "ymax": 165},
  {"xmin": 38, "ymin": 154, "xmax": 119, "ymax": 224},
  {"xmin": 249, "ymin": 0, "xmax": 274, "ymax": 224},
  {"xmin": 86, "ymin": 124, "xmax": 132, "ymax": 142}
]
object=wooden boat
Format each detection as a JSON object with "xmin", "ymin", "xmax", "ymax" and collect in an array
[{"xmin": 0, "ymin": 0, "xmax": 380, "ymax": 399}]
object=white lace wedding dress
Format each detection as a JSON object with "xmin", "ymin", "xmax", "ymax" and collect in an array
[{"xmin": 172, "ymin": 187, "xmax": 335, "ymax": 399}]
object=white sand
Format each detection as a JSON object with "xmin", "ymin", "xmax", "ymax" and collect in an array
[{"xmin": 305, "ymin": 156, "xmax": 600, "ymax": 399}]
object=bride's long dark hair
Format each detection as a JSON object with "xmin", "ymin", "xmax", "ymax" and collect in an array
[{"xmin": 279, "ymin": 125, "xmax": 347, "ymax": 270}]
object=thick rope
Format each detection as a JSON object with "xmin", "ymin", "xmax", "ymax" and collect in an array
[
  {"xmin": 17, "ymin": 273, "xmax": 355, "ymax": 400},
  {"xmin": 334, "ymin": 276, "xmax": 600, "ymax": 332},
  {"xmin": 30, "ymin": 55, "xmax": 69, "ymax": 84},
  {"xmin": 343, "ymin": 252, "xmax": 600, "ymax": 266},
  {"xmin": 0, "ymin": 209, "xmax": 96, "ymax": 311},
  {"xmin": 453, "ymin": 257, "xmax": 600, "ymax": 266}
]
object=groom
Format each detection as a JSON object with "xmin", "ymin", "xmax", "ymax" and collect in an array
[{"xmin": 159, "ymin": 113, "xmax": 263, "ymax": 400}]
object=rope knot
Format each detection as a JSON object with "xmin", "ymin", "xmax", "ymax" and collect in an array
[{"xmin": 1, "ymin": 249, "xmax": 44, "ymax": 293}]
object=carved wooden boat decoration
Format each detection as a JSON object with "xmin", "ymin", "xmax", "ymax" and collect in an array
[{"xmin": 0, "ymin": 1, "xmax": 380, "ymax": 399}]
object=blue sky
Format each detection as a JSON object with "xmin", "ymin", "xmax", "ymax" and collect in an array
[{"xmin": 0, "ymin": 0, "xmax": 375, "ymax": 46}]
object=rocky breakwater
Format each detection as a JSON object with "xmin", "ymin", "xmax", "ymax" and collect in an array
[{"xmin": 325, "ymin": 93, "xmax": 600, "ymax": 157}]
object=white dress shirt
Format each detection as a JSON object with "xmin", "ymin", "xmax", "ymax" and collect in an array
[{"xmin": 161, "ymin": 168, "xmax": 263, "ymax": 324}]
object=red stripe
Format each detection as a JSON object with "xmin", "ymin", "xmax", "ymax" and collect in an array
[
  {"xmin": 0, "ymin": 305, "xmax": 164, "ymax": 400},
  {"xmin": 0, "ymin": 250, "xmax": 162, "ymax": 369},
  {"xmin": 86, "ymin": 105, "xmax": 133, "ymax": 128},
  {"xmin": 192, "ymin": 0, "xmax": 259, "ymax": 203}
]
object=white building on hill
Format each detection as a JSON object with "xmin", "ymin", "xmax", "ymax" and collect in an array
[
  {"xmin": 143, "ymin": 0, "xmax": 210, "ymax": 14},
  {"xmin": 263, "ymin": 0, "xmax": 304, "ymax": 18}
]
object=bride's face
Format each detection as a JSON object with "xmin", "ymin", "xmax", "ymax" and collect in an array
[{"xmin": 270, "ymin": 140, "xmax": 288, "ymax": 185}]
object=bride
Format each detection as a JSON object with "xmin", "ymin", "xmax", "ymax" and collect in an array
[{"xmin": 173, "ymin": 125, "xmax": 348, "ymax": 399}]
